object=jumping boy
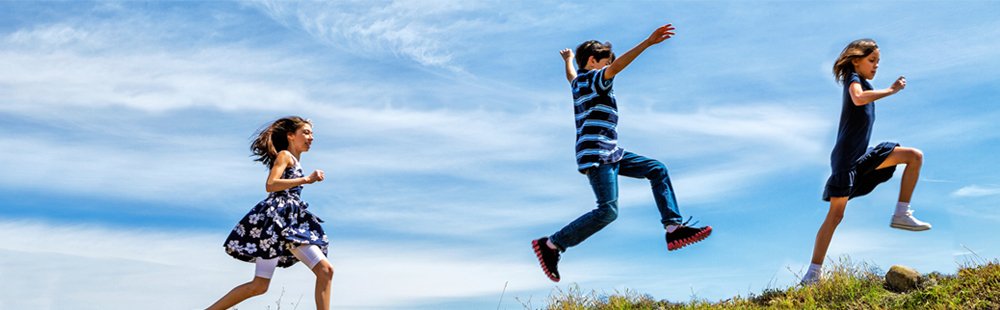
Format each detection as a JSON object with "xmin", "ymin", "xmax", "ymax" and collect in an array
[{"xmin": 532, "ymin": 23, "xmax": 712, "ymax": 282}]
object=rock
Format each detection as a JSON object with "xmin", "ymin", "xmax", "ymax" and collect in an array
[{"xmin": 885, "ymin": 265, "xmax": 921, "ymax": 292}]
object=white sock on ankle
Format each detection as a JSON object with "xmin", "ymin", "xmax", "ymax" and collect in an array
[
  {"xmin": 546, "ymin": 239, "xmax": 559, "ymax": 251},
  {"xmin": 895, "ymin": 202, "xmax": 910, "ymax": 216},
  {"xmin": 808, "ymin": 263, "xmax": 822, "ymax": 274},
  {"xmin": 665, "ymin": 224, "xmax": 679, "ymax": 233}
]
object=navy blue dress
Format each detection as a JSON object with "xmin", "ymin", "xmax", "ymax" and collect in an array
[
  {"xmin": 224, "ymin": 159, "xmax": 328, "ymax": 267},
  {"xmin": 823, "ymin": 72, "xmax": 898, "ymax": 201}
]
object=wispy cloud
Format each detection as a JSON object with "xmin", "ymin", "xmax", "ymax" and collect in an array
[
  {"xmin": 1, "ymin": 24, "xmax": 332, "ymax": 113},
  {"xmin": 248, "ymin": 0, "xmax": 472, "ymax": 69},
  {"xmin": 247, "ymin": 0, "xmax": 578, "ymax": 71},
  {"xmin": 952, "ymin": 185, "xmax": 1000, "ymax": 198}
]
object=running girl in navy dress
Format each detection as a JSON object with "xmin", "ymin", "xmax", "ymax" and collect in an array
[
  {"xmin": 801, "ymin": 39, "xmax": 931, "ymax": 285},
  {"xmin": 208, "ymin": 116, "xmax": 334, "ymax": 310}
]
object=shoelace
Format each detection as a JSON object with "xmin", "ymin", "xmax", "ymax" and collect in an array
[{"xmin": 680, "ymin": 216, "xmax": 700, "ymax": 227}]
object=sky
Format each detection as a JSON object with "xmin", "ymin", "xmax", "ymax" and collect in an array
[{"xmin": 1, "ymin": 1, "xmax": 999, "ymax": 309}]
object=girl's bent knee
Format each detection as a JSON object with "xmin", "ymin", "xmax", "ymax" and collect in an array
[
  {"xmin": 317, "ymin": 262, "xmax": 334, "ymax": 280},
  {"xmin": 911, "ymin": 148, "xmax": 924, "ymax": 163}
]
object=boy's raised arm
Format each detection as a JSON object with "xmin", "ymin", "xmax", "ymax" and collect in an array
[
  {"xmin": 604, "ymin": 23, "xmax": 676, "ymax": 80},
  {"xmin": 560, "ymin": 48, "xmax": 577, "ymax": 83}
]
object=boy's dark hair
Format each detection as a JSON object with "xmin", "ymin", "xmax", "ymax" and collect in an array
[{"xmin": 575, "ymin": 40, "xmax": 615, "ymax": 69}]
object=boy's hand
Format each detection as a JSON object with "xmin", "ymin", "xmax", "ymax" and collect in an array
[
  {"xmin": 560, "ymin": 48, "xmax": 574, "ymax": 61},
  {"xmin": 890, "ymin": 76, "xmax": 906, "ymax": 93},
  {"xmin": 645, "ymin": 23, "xmax": 676, "ymax": 46}
]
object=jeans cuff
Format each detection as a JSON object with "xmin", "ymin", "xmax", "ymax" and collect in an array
[{"xmin": 548, "ymin": 235, "xmax": 567, "ymax": 252}]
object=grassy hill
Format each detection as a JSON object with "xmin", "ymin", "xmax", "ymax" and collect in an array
[{"xmin": 543, "ymin": 259, "xmax": 1000, "ymax": 309}]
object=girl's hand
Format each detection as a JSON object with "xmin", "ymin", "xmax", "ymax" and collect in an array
[
  {"xmin": 559, "ymin": 48, "xmax": 574, "ymax": 61},
  {"xmin": 305, "ymin": 170, "xmax": 325, "ymax": 184},
  {"xmin": 890, "ymin": 76, "xmax": 906, "ymax": 93}
]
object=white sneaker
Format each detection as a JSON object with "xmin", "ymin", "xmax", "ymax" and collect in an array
[{"xmin": 890, "ymin": 210, "xmax": 932, "ymax": 231}]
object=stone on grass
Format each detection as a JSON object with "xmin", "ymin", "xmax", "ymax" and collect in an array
[{"xmin": 885, "ymin": 265, "xmax": 920, "ymax": 292}]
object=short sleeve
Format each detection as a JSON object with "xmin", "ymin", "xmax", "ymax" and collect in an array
[
  {"xmin": 847, "ymin": 72, "xmax": 861, "ymax": 86},
  {"xmin": 594, "ymin": 68, "xmax": 614, "ymax": 93}
]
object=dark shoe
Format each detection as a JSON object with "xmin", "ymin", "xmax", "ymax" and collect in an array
[
  {"xmin": 531, "ymin": 237, "xmax": 561, "ymax": 282},
  {"xmin": 665, "ymin": 217, "xmax": 712, "ymax": 251}
]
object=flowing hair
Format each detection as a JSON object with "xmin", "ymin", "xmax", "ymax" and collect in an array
[
  {"xmin": 250, "ymin": 116, "xmax": 311, "ymax": 168},
  {"xmin": 832, "ymin": 38, "xmax": 879, "ymax": 85}
]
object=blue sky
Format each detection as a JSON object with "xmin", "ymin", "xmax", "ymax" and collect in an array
[{"xmin": 1, "ymin": 1, "xmax": 999, "ymax": 309}]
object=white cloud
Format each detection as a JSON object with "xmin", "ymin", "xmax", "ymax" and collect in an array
[
  {"xmin": 952, "ymin": 185, "xmax": 1000, "ymax": 198},
  {"xmin": 247, "ymin": 0, "xmax": 577, "ymax": 70},
  {"xmin": 0, "ymin": 43, "xmax": 329, "ymax": 113},
  {"xmin": 6, "ymin": 23, "xmax": 98, "ymax": 48},
  {"xmin": 0, "ymin": 133, "xmax": 259, "ymax": 205},
  {"xmin": 626, "ymin": 104, "xmax": 831, "ymax": 159},
  {"xmin": 248, "ymin": 0, "xmax": 466, "ymax": 69}
]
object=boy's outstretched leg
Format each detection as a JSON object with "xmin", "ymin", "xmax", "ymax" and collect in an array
[
  {"xmin": 533, "ymin": 164, "xmax": 619, "ymax": 282},
  {"xmin": 616, "ymin": 152, "xmax": 711, "ymax": 251},
  {"xmin": 803, "ymin": 197, "xmax": 848, "ymax": 285},
  {"xmin": 876, "ymin": 146, "xmax": 931, "ymax": 231}
]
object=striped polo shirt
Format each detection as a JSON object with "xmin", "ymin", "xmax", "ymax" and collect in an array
[{"xmin": 571, "ymin": 67, "xmax": 624, "ymax": 172}]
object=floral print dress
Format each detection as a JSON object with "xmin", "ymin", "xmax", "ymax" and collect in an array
[{"xmin": 224, "ymin": 158, "xmax": 328, "ymax": 268}]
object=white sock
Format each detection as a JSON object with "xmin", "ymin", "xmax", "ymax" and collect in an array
[
  {"xmin": 895, "ymin": 202, "xmax": 910, "ymax": 216},
  {"xmin": 665, "ymin": 224, "xmax": 679, "ymax": 233},
  {"xmin": 806, "ymin": 263, "xmax": 822, "ymax": 276},
  {"xmin": 546, "ymin": 239, "xmax": 559, "ymax": 251}
]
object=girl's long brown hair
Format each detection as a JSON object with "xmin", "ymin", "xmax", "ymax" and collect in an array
[
  {"xmin": 250, "ymin": 116, "xmax": 311, "ymax": 168},
  {"xmin": 832, "ymin": 38, "xmax": 878, "ymax": 85}
]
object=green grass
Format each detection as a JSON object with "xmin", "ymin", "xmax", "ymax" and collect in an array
[{"xmin": 541, "ymin": 258, "xmax": 1000, "ymax": 310}]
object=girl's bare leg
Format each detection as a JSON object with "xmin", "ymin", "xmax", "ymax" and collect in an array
[
  {"xmin": 875, "ymin": 146, "xmax": 923, "ymax": 203},
  {"xmin": 310, "ymin": 260, "xmax": 335, "ymax": 310},
  {"xmin": 810, "ymin": 197, "xmax": 848, "ymax": 265},
  {"xmin": 206, "ymin": 277, "xmax": 270, "ymax": 310}
]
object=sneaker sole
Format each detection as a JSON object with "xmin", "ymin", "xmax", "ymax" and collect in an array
[
  {"xmin": 531, "ymin": 239, "xmax": 560, "ymax": 282},
  {"xmin": 890, "ymin": 223, "xmax": 931, "ymax": 231},
  {"xmin": 667, "ymin": 226, "xmax": 713, "ymax": 251}
]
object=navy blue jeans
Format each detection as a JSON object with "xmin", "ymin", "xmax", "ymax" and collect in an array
[{"xmin": 550, "ymin": 151, "xmax": 684, "ymax": 250}]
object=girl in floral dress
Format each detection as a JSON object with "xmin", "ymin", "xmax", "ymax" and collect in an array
[{"xmin": 208, "ymin": 116, "xmax": 333, "ymax": 310}]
